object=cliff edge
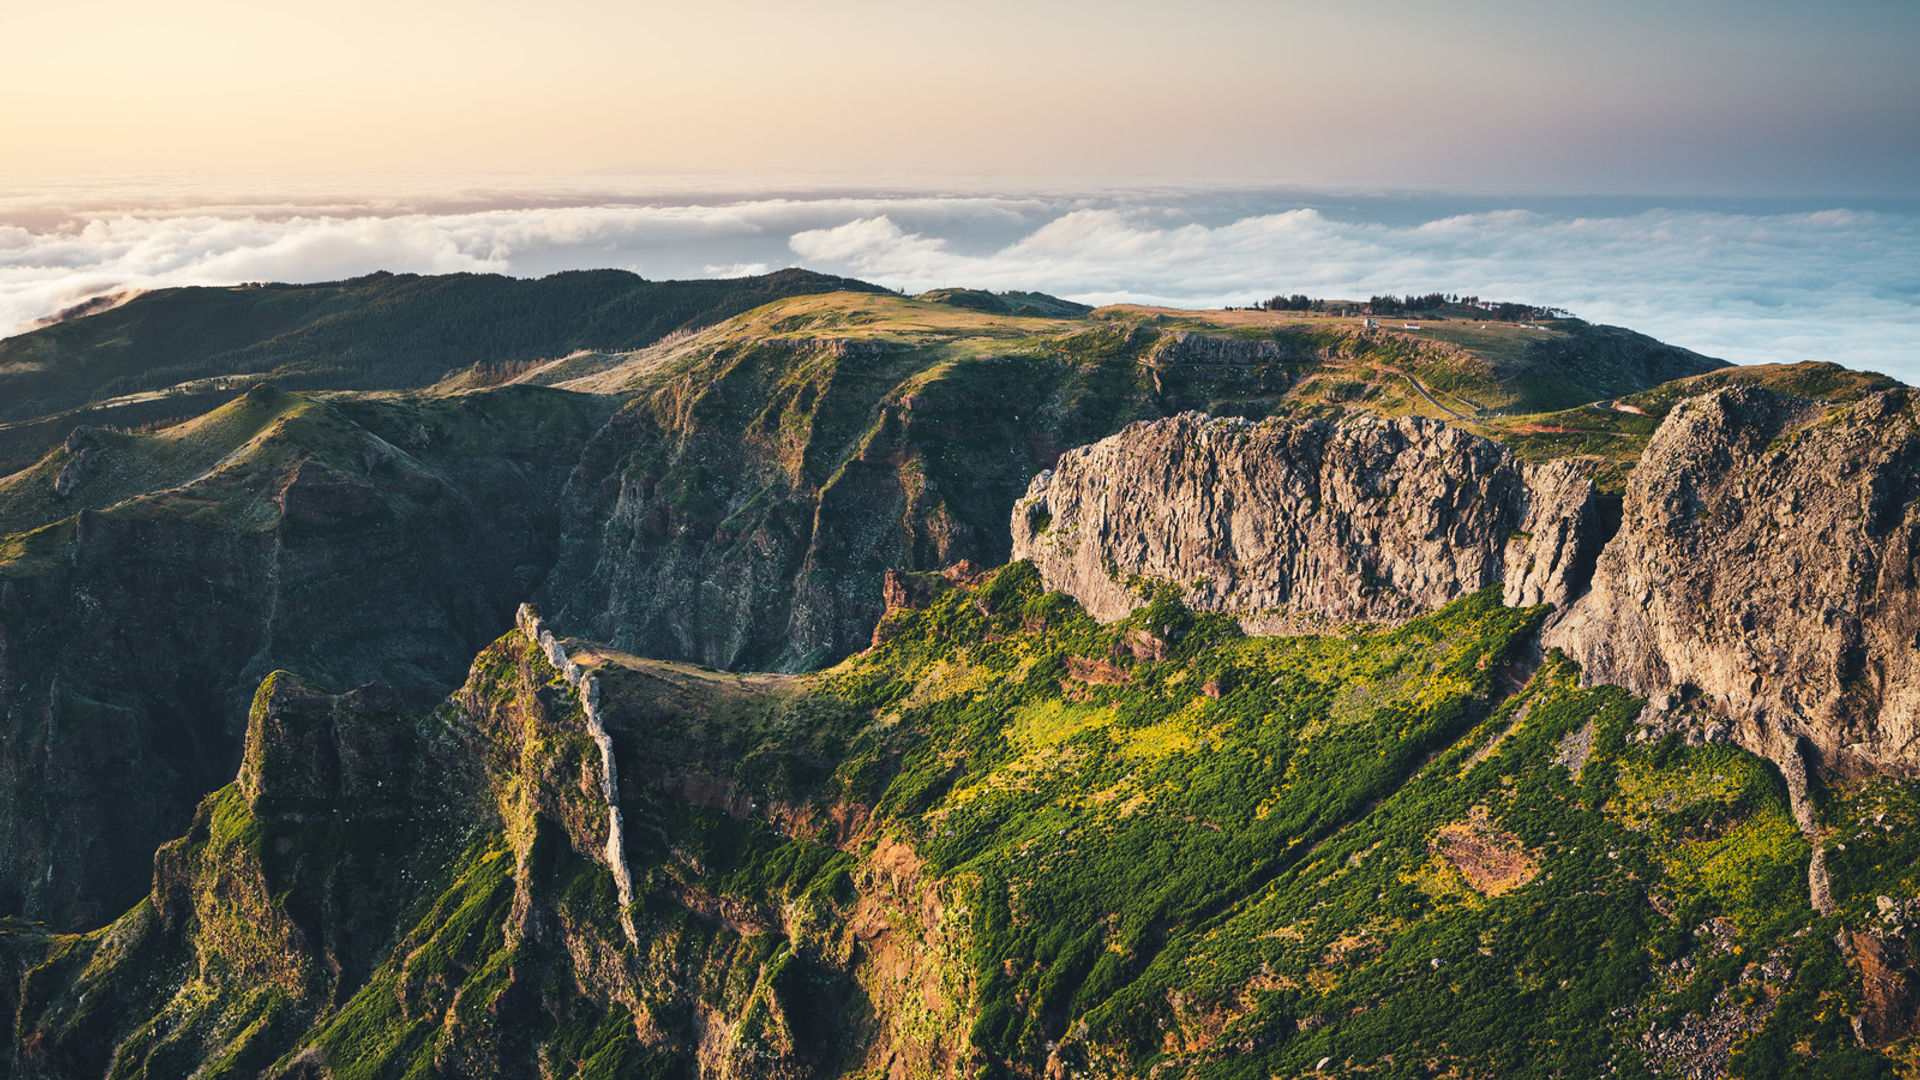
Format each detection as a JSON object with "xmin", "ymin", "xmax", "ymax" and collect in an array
[
  {"xmin": 1012, "ymin": 390, "xmax": 1920, "ymax": 783},
  {"xmin": 1546, "ymin": 385, "xmax": 1920, "ymax": 777},
  {"xmin": 1011, "ymin": 411, "xmax": 1601, "ymax": 632}
]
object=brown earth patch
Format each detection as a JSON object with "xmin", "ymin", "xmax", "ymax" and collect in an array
[
  {"xmin": 1433, "ymin": 806, "xmax": 1540, "ymax": 897},
  {"xmin": 1066, "ymin": 656, "xmax": 1130, "ymax": 684}
]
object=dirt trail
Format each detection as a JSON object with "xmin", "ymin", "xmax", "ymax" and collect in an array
[{"xmin": 1400, "ymin": 373, "xmax": 1469, "ymax": 421}]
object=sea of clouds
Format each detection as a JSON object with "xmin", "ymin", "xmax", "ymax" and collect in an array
[{"xmin": 2, "ymin": 180, "xmax": 1915, "ymax": 383}]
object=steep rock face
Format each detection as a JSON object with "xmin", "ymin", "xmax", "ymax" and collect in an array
[
  {"xmin": 238, "ymin": 673, "xmax": 416, "ymax": 819},
  {"xmin": 0, "ymin": 385, "xmax": 612, "ymax": 930},
  {"xmin": 1147, "ymin": 330, "xmax": 1298, "ymax": 367},
  {"xmin": 1011, "ymin": 412, "xmax": 1600, "ymax": 630},
  {"xmin": 537, "ymin": 329, "xmax": 1306, "ymax": 671},
  {"xmin": 9, "ymin": 619, "xmax": 970, "ymax": 1080},
  {"xmin": 1546, "ymin": 386, "xmax": 1920, "ymax": 777},
  {"xmin": 10, "ymin": 673, "xmax": 436, "ymax": 1079}
]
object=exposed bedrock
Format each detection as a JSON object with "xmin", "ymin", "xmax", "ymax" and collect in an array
[
  {"xmin": 1545, "ymin": 386, "xmax": 1920, "ymax": 778},
  {"xmin": 1011, "ymin": 389, "xmax": 1920, "ymax": 780},
  {"xmin": 1010, "ymin": 411, "xmax": 1602, "ymax": 632}
]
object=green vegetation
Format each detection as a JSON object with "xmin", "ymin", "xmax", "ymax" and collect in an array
[
  {"xmin": 7, "ymin": 276, "xmax": 1911, "ymax": 1076},
  {"xmin": 800, "ymin": 567, "xmax": 1882, "ymax": 1078},
  {"xmin": 0, "ymin": 267, "xmax": 883, "ymax": 472},
  {"xmin": 1823, "ymin": 780, "xmax": 1920, "ymax": 919},
  {"xmin": 0, "ymin": 384, "xmax": 312, "ymax": 537},
  {"xmin": 7, "ymin": 563, "xmax": 1909, "ymax": 1077},
  {"xmin": 1475, "ymin": 359, "xmax": 1902, "ymax": 492}
]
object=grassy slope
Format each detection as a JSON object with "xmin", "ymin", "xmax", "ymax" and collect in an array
[
  {"xmin": 16, "ymin": 568, "xmax": 1913, "ymax": 1078},
  {"xmin": 0, "ymin": 381, "xmax": 617, "ymax": 561},
  {"xmin": 564, "ymin": 292, "xmax": 1727, "ymax": 449},
  {"xmin": 0, "ymin": 385, "xmax": 313, "ymax": 538},
  {"xmin": 828, "ymin": 568, "xmax": 1891, "ymax": 1079},
  {"xmin": 1087, "ymin": 304, "xmax": 1725, "ymax": 415},
  {"xmin": 0, "ymin": 268, "xmax": 885, "ymax": 473},
  {"xmin": 2, "ymin": 286, "xmax": 1733, "ymax": 501},
  {"xmin": 1475, "ymin": 361, "xmax": 1905, "ymax": 493}
]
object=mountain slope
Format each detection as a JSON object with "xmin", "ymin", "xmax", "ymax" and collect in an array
[
  {"xmin": 0, "ymin": 384, "xmax": 615, "ymax": 929},
  {"xmin": 8, "ymin": 574, "xmax": 1910, "ymax": 1078},
  {"xmin": 0, "ymin": 288, "xmax": 1746, "ymax": 932},
  {"xmin": 0, "ymin": 268, "xmax": 885, "ymax": 474},
  {"xmin": 531, "ymin": 292, "xmax": 1720, "ymax": 672},
  {"xmin": 3, "ymin": 275, "xmax": 1918, "ymax": 1075}
]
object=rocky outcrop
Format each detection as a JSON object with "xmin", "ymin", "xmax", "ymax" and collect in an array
[
  {"xmin": 1010, "ymin": 389, "xmax": 1920, "ymax": 783},
  {"xmin": 51, "ymin": 427, "xmax": 99, "ymax": 497},
  {"xmin": 870, "ymin": 561, "xmax": 989, "ymax": 646},
  {"xmin": 1011, "ymin": 412, "xmax": 1600, "ymax": 629},
  {"xmin": 1147, "ymin": 331, "xmax": 1297, "ymax": 367},
  {"xmin": 536, "ymin": 329, "xmax": 1312, "ymax": 672},
  {"xmin": 1848, "ymin": 925, "xmax": 1920, "ymax": 1046},
  {"xmin": 8, "ymin": 616, "xmax": 969, "ymax": 1079},
  {"xmin": 238, "ymin": 673, "xmax": 414, "ymax": 820},
  {"xmin": 516, "ymin": 602, "xmax": 636, "ymax": 941},
  {"xmin": 1546, "ymin": 386, "xmax": 1920, "ymax": 778}
]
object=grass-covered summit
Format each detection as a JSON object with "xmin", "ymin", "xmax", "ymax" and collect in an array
[
  {"xmin": 511, "ymin": 289, "xmax": 1724, "ymax": 671},
  {"xmin": 0, "ymin": 268, "xmax": 885, "ymax": 474}
]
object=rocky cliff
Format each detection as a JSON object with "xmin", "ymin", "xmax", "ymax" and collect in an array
[
  {"xmin": 1013, "ymin": 387, "xmax": 1920, "ymax": 790},
  {"xmin": 1011, "ymin": 412, "xmax": 1601, "ymax": 631},
  {"xmin": 1546, "ymin": 386, "xmax": 1920, "ymax": 778},
  {"xmin": 534, "ymin": 314, "xmax": 1311, "ymax": 672},
  {"xmin": 0, "ymin": 290, "xmax": 1762, "ymax": 936},
  {"xmin": 7, "ymin": 606, "xmax": 965, "ymax": 1079},
  {"xmin": 0, "ymin": 384, "xmax": 612, "ymax": 929}
]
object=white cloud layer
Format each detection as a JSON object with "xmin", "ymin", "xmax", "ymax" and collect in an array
[{"xmin": 2, "ymin": 188, "xmax": 1915, "ymax": 384}]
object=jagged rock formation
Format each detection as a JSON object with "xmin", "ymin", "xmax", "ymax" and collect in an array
[
  {"xmin": 50, "ymin": 427, "xmax": 99, "ymax": 498},
  {"xmin": 1011, "ymin": 412, "xmax": 1600, "ymax": 631},
  {"xmin": 516, "ymin": 602, "xmax": 638, "ymax": 938},
  {"xmin": 1546, "ymin": 385, "xmax": 1920, "ymax": 778},
  {"xmin": 535, "ymin": 325, "xmax": 1307, "ymax": 672},
  {"xmin": 1846, "ymin": 900, "xmax": 1920, "ymax": 1047},
  {"xmin": 7, "ymin": 613, "xmax": 970, "ymax": 1078},
  {"xmin": 1011, "ymin": 389, "xmax": 1920, "ymax": 786}
]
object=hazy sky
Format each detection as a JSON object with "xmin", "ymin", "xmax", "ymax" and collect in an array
[
  {"xmin": 4, "ymin": 183, "xmax": 1916, "ymax": 382},
  {"xmin": 3, "ymin": 2, "xmax": 1915, "ymax": 380},
  {"xmin": 5, "ymin": 0, "xmax": 1916, "ymax": 194}
]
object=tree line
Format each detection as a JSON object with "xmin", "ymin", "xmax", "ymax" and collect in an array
[{"xmin": 1253, "ymin": 292, "xmax": 1567, "ymax": 321}]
